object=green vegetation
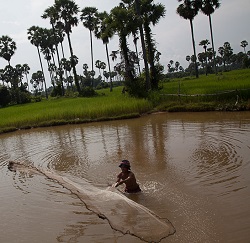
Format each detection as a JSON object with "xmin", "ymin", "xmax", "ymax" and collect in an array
[
  {"xmin": 161, "ymin": 69, "xmax": 250, "ymax": 94},
  {"xmin": 0, "ymin": 87, "xmax": 152, "ymax": 133},
  {"xmin": 0, "ymin": 69, "xmax": 250, "ymax": 134},
  {"xmin": 157, "ymin": 69, "xmax": 250, "ymax": 112}
]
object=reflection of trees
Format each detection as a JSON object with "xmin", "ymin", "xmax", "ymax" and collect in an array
[
  {"xmin": 52, "ymin": 128, "xmax": 90, "ymax": 174},
  {"xmin": 118, "ymin": 116, "xmax": 169, "ymax": 170},
  {"xmin": 100, "ymin": 126, "xmax": 108, "ymax": 156}
]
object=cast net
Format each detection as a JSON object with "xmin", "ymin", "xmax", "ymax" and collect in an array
[{"xmin": 9, "ymin": 162, "xmax": 176, "ymax": 242}]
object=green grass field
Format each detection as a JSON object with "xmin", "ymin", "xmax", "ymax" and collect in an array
[
  {"xmin": 161, "ymin": 69, "xmax": 250, "ymax": 94},
  {"xmin": 158, "ymin": 69, "xmax": 250, "ymax": 111},
  {"xmin": 0, "ymin": 69, "xmax": 250, "ymax": 133},
  {"xmin": 0, "ymin": 87, "xmax": 152, "ymax": 132}
]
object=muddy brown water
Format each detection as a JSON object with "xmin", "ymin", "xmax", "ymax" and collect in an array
[{"xmin": 0, "ymin": 112, "xmax": 249, "ymax": 243}]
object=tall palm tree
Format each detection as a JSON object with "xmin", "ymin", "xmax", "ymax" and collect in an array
[
  {"xmin": 240, "ymin": 40, "xmax": 248, "ymax": 54},
  {"xmin": 177, "ymin": 0, "xmax": 202, "ymax": 78},
  {"xmin": 218, "ymin": 42, "xmax": 233, "ymax": 70},
  {"xmin": 80, "ymin": 7, "xmax": 99, "ymax": 79},
  {"xmin": 132, "ymin": 33, "xmax": 141, "ymax": 75},
  {"xmin": 199, "ymin": 39, "xmax": 210, "ymax": 75},
  {"xmin": 41, "ymin": 6, "xmax": 60, "ymax": 64},
  {"xmin": 0, "ymin": 35, "xmax": 16, "ymax": 66},
  {"xmin": 54, "ymin": 0, "xmax": 80, "ymax": 93},
  {"xmin": 22, "ymin": 64, "xmax": 30, "ymax": 91},
  {"xmin": 42, "ymin": 6, "xmax": 65, "ymax": 95},
  {"xmin": 27, "ymin": 26, "xmax": 48, "ymax": 98},
  {"xmin": 108, "ymin": 4, "xmax": 136, "ymax": 86},
  {"xmin": 139, "ymin": 0, "xmax": 166, "ymax": 89},
  {"xmin": 121, "ymin": 0, "xmax": 151, "ymax": 90},
  {"xmin": 95, "ymin": 60, "xmax": 102, "ymax": 76},
  {"xmin": 94, "ymin": 11, "xmax": 114, "ymax": 91},
  {"xmin": 200, "ymin": 0, "xmax": 220, "ymax": 74},
  {"xmin": 134, "ymin": 0, "xmax": 150, "ymax": 91},
  {"xmin": 110, "ymin": 50, "xmax": 119, "ymax": 62}
]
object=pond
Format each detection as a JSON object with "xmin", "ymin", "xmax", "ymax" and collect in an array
[{"xmin": 0, "ymin": 112, "xmax": 249, "ymax": 243}]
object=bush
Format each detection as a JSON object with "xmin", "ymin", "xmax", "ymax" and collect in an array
[
  {"xmin": 0, "ymin": 86, "xmax": 11, "ymax": 107},
  {"xmin": 125, "ymin": 77, "xmax": 148, "ymax": 98},
  {"xmin": 18, "ymin": 91, "xmax": 31, "ymax": 104},
  {"xmin": 79, "ymin": 87, "xmax": 97, "ymax": 97},
  {"xmin": 50, "ymin": 86, "xmax": 63, "ymax": 97}
]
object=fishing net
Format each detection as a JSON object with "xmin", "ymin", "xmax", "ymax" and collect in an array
[{"xmin": 8, "ymin": 162, "xmax": 175, "ymax": 242}]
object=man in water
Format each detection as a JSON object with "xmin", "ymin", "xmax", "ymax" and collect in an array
[{"xmin": 114, "ymin": 160, "xmax": 141, "ymax": 193}]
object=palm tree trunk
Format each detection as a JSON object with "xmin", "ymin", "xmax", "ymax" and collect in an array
[
  {"xmin": 37, "ymin": 46, "xmax": 48, "ymax": 99},
  {"xmin": 89, "ymin": 30, "xmax": 94, "ymax": 72},
  {"xmin": 144, "ymin": 22, "xmax": 157, "ymax": 89},
  {"xmin": 25, "ymin": 74, "xmax": 29, "ymax": 91},
  {"xmin": 66, "ymin": 32, "xmax": 80, "ymax": 93},
  {"xmin": 209, "ymin": 14, "xmax": 217, "ymax": 74},
  {"xmin": 46, "ymin": 59, "xmax": 55, "ymax": 87},
  {"xmin": 89, "ymin": 30, "xmax": 94, "ymax": 87},
  {"xmin": 139, "ymin": 25, "xmax": 150, "ymax": 90},
  {"xmin": 60, "ymin": 42, "xmax": 65, "ymax": 59},
  {"xmin": 135, "ymin": 0, "xmax": 150, "ymax": 91},
  {"xmin": 59, "ymin": 41, "xmax": 69, "ymax": 81},
  {"xmin": 134, "ymin": 42, "xmax": 141, "ymax": 76},
  {"xmin": 51, "ymin": 23, "xmax": 64, "ymax": 95},
  {"xmin": 120, "ymin": 35, "xmax": 134, "ymax": 83},
  {"xmin": 105, "ymin": 43, "xmax": 113, "ymax": 92},
  {"xmin": 190, "ymin": 19, "xmax": 199, "ymax": 78},
  {"xmin": 205, "ymin": 47, "xmax": 208, "ymax": 76}
]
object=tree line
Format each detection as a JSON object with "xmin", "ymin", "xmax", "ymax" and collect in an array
[
  {"xmin": 0, "ymin": 0, "xmax": 167, "ymax": 105},
  {"xmin": 0, "ymin": 0, "xmax": 249, "ymax": 107},
  {"xmin": 167, "ymin": 39, "xmax": 249, "ymax": 77}
]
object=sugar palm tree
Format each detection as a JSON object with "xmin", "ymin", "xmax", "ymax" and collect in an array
[
  {"xmin": 133, "ymin": 0, "xmax": 150, "ymax": 91},
  {"xmin": 122, "ymin": 0, "xmax": 152, "ymax": 91},
  {"xmin": 177, "ymin": 0, "xmax": 202, "ymax": 78},
  {"xmin": 0, "ymin": 35, "xmax": 16, "ymax": 66},
  {"xmin": 80, "ymin": 7, "xmax": 98, "ymax": 78},
  {"xmin": 110, "ymin": 50, "xmax": 119, "ymax": 62},
  {"xmin": 41, "ymin": 6, "xmax": 61, "ymax": 64},
  {"xmin": 132, "ymin": 33, "xmax": 141, "ymax": 75},
  {"xmin": 218, "ymin": 42, "xmax": 233, "ymax": 70},
  {"xmin": 240, "ymin": 40, "xmax": 248, "ymax": 54},
  {"xmin": 27, "ymin": 26, "xmax": 48, "ymax": 98},
  {"xmin": 200, "ymin": 0, "xmax": 220, "ymax": 74},
  {"xmin": 42, "ymin": 6, "xmax": 65, "ymax": 94},
  {"xmin": 54, "ymin": 0, "xmax": 80, "ymax": 93},
  {"xmin": 22, "ymin": 64, "xmax": 30, "ymax": 91},
  {"xmin": 139, "ymin": 0, "xmax": 166, "ymax": 89},
  {"xmin": 95, "ymin": 60, "xmax": 102, "ymax": 76},
  {"xmin": 108, "ymin": 4, "xmax": 136, "ymax": 86},
  {"xmin": 199, "ymin": 39, "xmax": 210, "ymax": 75},
  {"xmin": 94, "ymin": 11, "xmax": 114, "ymax": 91}
]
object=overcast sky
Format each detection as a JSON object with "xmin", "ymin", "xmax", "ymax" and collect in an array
[{"xmin": 0, "ymin": 0, "xmax": 249, "ymax": 87}]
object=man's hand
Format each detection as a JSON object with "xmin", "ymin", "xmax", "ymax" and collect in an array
[{"xmin": 114, "ymin": 181, "xmax": 124, "ymax": 187}]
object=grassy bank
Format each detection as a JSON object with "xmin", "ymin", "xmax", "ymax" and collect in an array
[
  {"xmin": 0, "ymin": 87, "xmax": 152, "ymax": 133},
  {"xmin": 157, "ymin": 69, "xmax": 250, "ymax": 111},
  {"xmin": 0, "ymin": 69, "xmax": 250, "ymax": 133}
]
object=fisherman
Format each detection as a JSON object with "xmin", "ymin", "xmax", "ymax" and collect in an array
[{"xmin": 114, "ymin": 160, "xmax": 141, "ymax": 193}]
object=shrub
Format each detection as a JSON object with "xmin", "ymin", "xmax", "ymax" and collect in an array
[
  {"xmin": 0, "ymin": 86, "xmax": 11, "ymax": 107},
  {"xmin": 125, "ymin": 77, "xmax": 148, "ymax": 98},
  {"xmin": 79, "ymin": 87, "xmax": 97, "ymax": 97}
]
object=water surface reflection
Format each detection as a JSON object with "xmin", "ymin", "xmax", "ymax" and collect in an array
[{"xmin": 0, "ymin": 112, "xmax": 249, "ymax": 242}]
